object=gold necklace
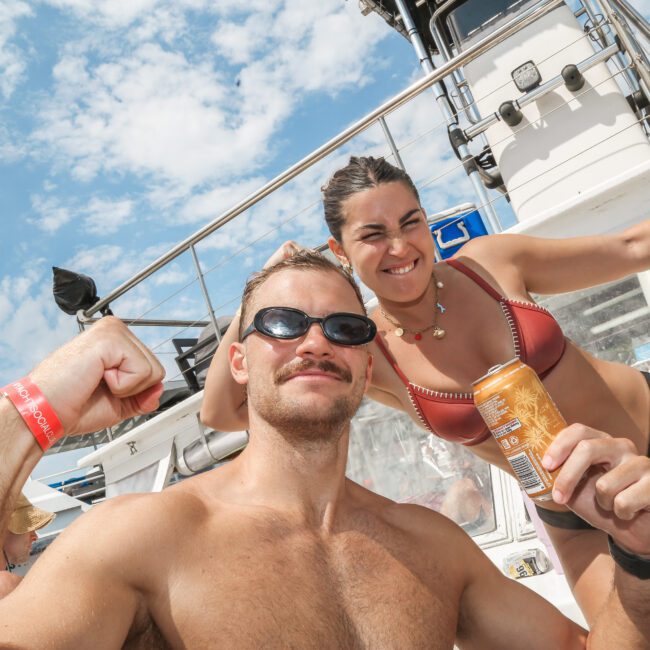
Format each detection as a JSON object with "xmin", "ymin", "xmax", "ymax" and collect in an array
[{"xmin": 380, "ymin": 271, "xmax": 446, "ymax": 341}]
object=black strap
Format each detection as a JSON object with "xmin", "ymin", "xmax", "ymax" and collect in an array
[
  {"xmin": 608, "ymin": 535, "xmax": 650, "ymax": 580},
  {"xmin": 637, "ymin": 371, "xmax": 650, "ymax": 457},
  {"xmin": 534, "ymin": 504, "xmax": 596, "ymax": 530},
  {"xmin": 642, "ymin": 370, "xmax": 650, "ymax": 390},
  {"xmin": 3, "ymin": 549, "xmax": 14, "ymax": 572}
]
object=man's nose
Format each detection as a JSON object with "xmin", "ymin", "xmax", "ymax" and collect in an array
[
  {"xmin": 30, "ymin": 531, "xmax": 38, "ymax": 542},
  {"xmin": 295, "ymin": 323, "xmax": 334, "ymax": 357}
]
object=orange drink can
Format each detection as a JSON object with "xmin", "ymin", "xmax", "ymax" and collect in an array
[{"xmin": 472, "ymin": 358, "xmax": 566, "ymax": 502}]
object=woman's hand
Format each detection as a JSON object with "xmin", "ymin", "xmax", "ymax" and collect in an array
[
  {"xmin": 543, "ymin": 424, "xmax": 650, "ymax": 556},
  {"xmin": 263, "ymin": 240, "xmax": 304, "ymax": 269}
]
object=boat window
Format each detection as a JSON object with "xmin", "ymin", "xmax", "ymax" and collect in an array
[
  {"xmin": 444, "ymin": 0, "xmax": 537, "ymax": 48},
  {"xmin": 347, "ymin": 399, "xmax": 497, "ymax": 538}
]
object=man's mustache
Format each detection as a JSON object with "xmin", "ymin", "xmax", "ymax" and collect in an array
[{"xmin": 275, "ymin": 359, "xmax": 352, "ymax": 384}]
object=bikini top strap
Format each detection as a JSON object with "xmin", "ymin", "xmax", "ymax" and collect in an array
[
  {"xmin": 373, "ymin": 333, "xmax": 411, "ymax": 387},
  {"xmin": 445, "ymin": 258, "xmax": 503, "ymax": 301}
]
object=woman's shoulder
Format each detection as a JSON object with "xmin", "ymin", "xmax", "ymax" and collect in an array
[
  {"xmin": 449, "ymin": 234, "xmax": 526, "ymax": 287},
  {"xmin": 451, "ymin": 233, "xmax": 513, "ymax": 263}
]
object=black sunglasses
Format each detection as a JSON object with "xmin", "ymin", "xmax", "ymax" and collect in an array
[{"xmin": 242, "ymin": 307, "xmax": 376, "ymax": 346}]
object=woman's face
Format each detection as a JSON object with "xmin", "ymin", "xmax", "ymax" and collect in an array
[{"xmin": 330, "ymin": 181, "xmax": 434, "ymax": 303}]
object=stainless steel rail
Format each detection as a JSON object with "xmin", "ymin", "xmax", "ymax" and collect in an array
[
  {"xmin": 615, "ymin": 0, "xmax": 650, "ymax": 42},
  {"xmin": 393, "ymin": 0, "xmax": 502, "ymax": 232},
  {"xmin": 603, "ymin": 0, "xmax": 650, "ymax": 95},
  {"xmin": 77, "ymin": 313, "xmax": 210, "ymax": 327},
  {"xmin": 83, "ymin": 0, "xmax": 564, "ymax": 318}
]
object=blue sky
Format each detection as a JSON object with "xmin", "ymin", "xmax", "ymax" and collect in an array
[{"xmin": 2, "ymin": 0, "xmax": 649, "ymax": 397}]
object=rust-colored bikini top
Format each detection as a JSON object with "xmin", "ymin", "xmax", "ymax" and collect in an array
[{"xmin": 374, "ymin": 258, "xmax": 566, "ymax": 446}]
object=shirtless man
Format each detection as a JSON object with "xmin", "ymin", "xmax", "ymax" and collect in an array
[{"xmin": 1, "ymin": 251, "xmax": 649, "ymax": 648}]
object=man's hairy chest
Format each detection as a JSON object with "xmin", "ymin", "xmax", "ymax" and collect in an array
[{"xmin": 142, "ymin": 518, "xmax": 460, "ymax": 649}]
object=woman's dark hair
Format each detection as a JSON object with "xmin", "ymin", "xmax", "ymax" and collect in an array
[{"xmin": 321, "ymin": 156, "xmax": 421, "ymax": 242}]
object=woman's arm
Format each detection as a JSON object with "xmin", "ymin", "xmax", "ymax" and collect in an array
[
  {"xmin": 200, "ymin": 309, "xmax": 249, "ymax": 431},
  {"xmin": 460, "ymin": 219, "xmax": 650, "ymax": 295}
]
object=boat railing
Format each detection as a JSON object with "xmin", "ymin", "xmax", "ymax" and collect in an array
[{"xmin": 36, "ymin": 465, "xmax": 106, "ymax": 504}]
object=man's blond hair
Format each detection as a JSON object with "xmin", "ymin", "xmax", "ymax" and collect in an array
[{"xmin": 239, "ymin": 250, "xmax": 366, "ymax": 339}]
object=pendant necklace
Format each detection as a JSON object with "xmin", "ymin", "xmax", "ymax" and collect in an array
[{"xmin": 380, "ymin": 271, "xmax": 446, "ymax": 341}]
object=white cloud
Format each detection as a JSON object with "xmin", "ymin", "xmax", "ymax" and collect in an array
[
  {"xmin": 0, "ymin": 123, "xmax": 26, "ymax": 161},
  {"xmin": 84, "ymin": 197, "xmax": 134, "ymax": 235},
  {"xmin": 0, "ymin": 0, "xmax": 32, "ymax": 99},
  {"xmin": 44, "ymin": 0, "xmax": 158, "ymax": 29},
  {"xmin": 211, "ymin": 13, "xmax": 268, "ymax": 65},
  {"xmin": 0, "ymin": 266, "xmax": 76, "ymax": 385},
  {"xmin": 29, "ymin": 194, "xmax": 73, "ymax": 233},
  {"xmin": 152, "ymin": 264, "xmax": 191, "ymax": 286},
  {"xmin": 64, "ymin": 241, "xmax": 173, "ymax": 288},
  {"xmin": 30, "ymin": 1, "xmax": 392, "ymax": 200},
  {"xmin": 32, "ymin": 43, "xmax": 266, "ymax": 188},
  {"xmin": 215, "ymin": 1, "xmax": 388, "ymax": 95},
  {"xmin": 26, "ymin": 192, "xmax": 135, "ymax": 237},
  {"xmin": 66, "ymin": 244, "xmax": 125, "ymax": 277},
  {"xmin": 178, "ymin": 176, "xmax": 266, "ymax": 224},
  {"xmin": 213, "ymin": 0, "xmax": 279, "ymax": 17},
  {"xmin": 273, "ymin": 1, "xmax": 388, "ymax": 93}
]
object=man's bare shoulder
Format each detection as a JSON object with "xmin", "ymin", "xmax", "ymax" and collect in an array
[
  {"xmin": 347, "ymin": 482, "xmax": 480, "ymax": 591},
  {"xmin": 385, "ymin": 500, "xmax": 467, "ymax": 543},
  {"xmin": 349, "ymin": 481, "xmax": 471, "ymax": 548},
  {"xmin": 30, "ymin": 482, "xmax": 217, "ymax": 580},
  {"xmin": 74, "ymin": 487, "xmax": 208, "ymax": 532}
]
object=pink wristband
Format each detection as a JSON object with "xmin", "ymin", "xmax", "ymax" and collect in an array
[{"xmin": 1, "ymin": 377, "xmax": 64, "ymax": 451}]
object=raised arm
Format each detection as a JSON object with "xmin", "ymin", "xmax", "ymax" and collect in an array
[
  {"xmin": 459, "ymin": 219, "xmax": 650, "ymax": 295},
  {"xmin": 199, "ymin": 307, "xmax": 249, "ymax": 431},
  {"xmin": 0, "ymin": 317, "xmax": 164, "ymax": 546},
  {"xmin": 200, "ymin": 240, "xmax": 304, "ymax": 432}
]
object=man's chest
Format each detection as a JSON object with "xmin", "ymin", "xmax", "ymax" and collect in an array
[{"xmin": 149, "ymin": 529, "xmax": 460, "ymax": 649}]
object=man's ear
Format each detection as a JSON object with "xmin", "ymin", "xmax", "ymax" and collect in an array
[
  {"xmin": 229, "ymin": 342, "xmax": 249, "ymax": 386},
  {"xmin": 328, "ymin": 237, "xmax": 349, "ymax": 268},
  {"xmin": 363, "ymin": 352, "xmax": 373, "ymax": 394}
]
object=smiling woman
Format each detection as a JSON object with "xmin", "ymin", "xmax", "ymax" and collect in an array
[{"xmin": 317, "ymin": 155, "xmax": 650, "ymax": 623}]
